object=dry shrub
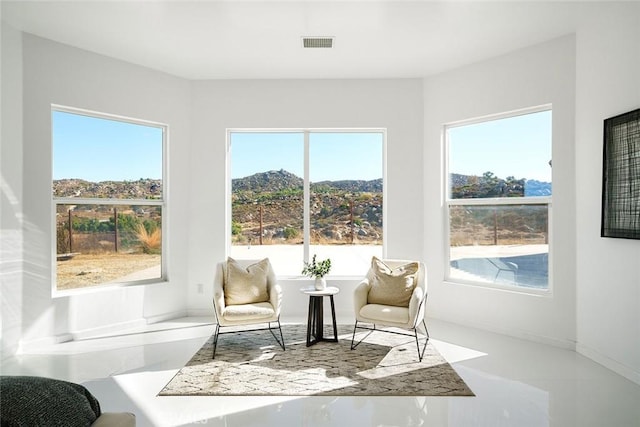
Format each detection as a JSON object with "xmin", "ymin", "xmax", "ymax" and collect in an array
[{"xmin": 136, "ymin": 224, "xmax": 161, "ymax": 254}]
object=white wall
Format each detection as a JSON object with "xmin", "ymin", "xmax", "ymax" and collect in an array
[
  {"xmin": 5, "ymin": 34, "xmax": 192, "ymax": 352},
  {"xmin": 423, "ymin": 36, "xmax": 577, "ymax": 348},
  {"xmin": 187, "ymin": 79, "xmax": 425, "ymax": 319},
  {"xmin": 574, "ymin": 3, "xmax": 640, "ymax": 384},
  {"xmin": 1, "ymin": 21, "xmax": 24, "ymax": 357}
]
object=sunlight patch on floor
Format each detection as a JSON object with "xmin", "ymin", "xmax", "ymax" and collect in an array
[
  {"xmin": 113, "ymin": 371, "xmax": 303, "ymax": 426},
  {"xmin": 430, "ymin": 338, "xmax": 488, "ymax": 364}
]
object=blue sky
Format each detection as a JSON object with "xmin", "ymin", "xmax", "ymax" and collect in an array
[
  {"xmin": 230, "ymin": 132, "xmax": 384, "ymax": 182},
  {"xmin": 53, "ymin": 109, "xmax": 551, "ymax": 184},
  {"xmin": 448, "ymin": 109, "xmax": 552, "ymax": 182},
  {"xmin": 53, "ymin": 110, "xmax": 163, "ymax": 182}
]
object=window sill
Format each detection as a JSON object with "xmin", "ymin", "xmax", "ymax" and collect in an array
[
  {"xmin": 52, "ymin": 278, "xmax": 168, "ymax": 298},
  {"xmin": 443, "ymin": 279, "xmax": 552, "ymax": 297}
]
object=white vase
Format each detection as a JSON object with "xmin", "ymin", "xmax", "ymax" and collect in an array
[{"xmin": 314, "ymin": 277, "xmax": 326, "ymax": 291}]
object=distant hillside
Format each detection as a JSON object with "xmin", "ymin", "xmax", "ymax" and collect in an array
[
  {"xmin": 450, "ymin": 173, "xmax": 551, "ymax": 198},
  {"xmin": 231, "ymin": 169, "xmax": 382, "ymax": 194},
  {"xmin": 231, "ymin": 170, "xmax": 383, "ymax": 245},
  {"xmin": 313, "ymin": 178, "xmax": 382, "ymax": 193},
  {"xmin": 524, "ymin": 179, "xmax": 552, "ymax": 197},
  {"xmin": 53, "ymin": 178, "xmax": 162, "ymax": 199},
  {"xmin": 54, "ymin": 171, "xmax": 548, "ymax": 200},
  {"xmin": 53, "ymin": 170, "xmax": 382, "ymax": 199},
  {"xmin": 232, "ymin": 169, "xmax": 302, "ymax": 192}
]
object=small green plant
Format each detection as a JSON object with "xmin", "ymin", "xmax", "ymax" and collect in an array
[
  {"xmin": 231, "ymin": 220, "xmax": 242, "ymax": 235},
  {"xmin": 283, "ymin": 226, "xmax": 299, "ymax": 240},
  {"xmin": 301, "ymin": 254, "xmax": 331, "ymax": 278}
]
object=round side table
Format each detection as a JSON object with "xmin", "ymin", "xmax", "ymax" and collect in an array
[{"xmin": 300, "ymin": 286, "xmax": 340, "ymax": 347}]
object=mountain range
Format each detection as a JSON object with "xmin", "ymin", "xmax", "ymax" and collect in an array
[
  {"xmin": 450, "ymin": 173, "xmax": 551, "ymax": 198},
  {"xmin": 53, "ymin": 178, "xmax": 162, "ymax": 199},
  {"xmin": 232, "ymin": 169, "xmax": 382, "ymax": 193},
  {"xmin": 53, "ymin": 170, "xmax": 549, "ymax": 199}
]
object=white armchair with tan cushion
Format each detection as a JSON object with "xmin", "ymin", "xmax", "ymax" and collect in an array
[
  {"xmin": 212, "ymin": 257, "xmax": 285, "ymax": 358},
  {"xmin": 350, "ymin": 257, "xmax": 429, "ymax": 361}
]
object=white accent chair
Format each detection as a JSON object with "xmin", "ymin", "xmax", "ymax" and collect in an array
[
  {"xmin": 350, "ymin": 258, "xmax": 429, "ymax": 361},
  {"xmin": 212, "ymin": 258, "xmax": 285, "ymax": 359}
]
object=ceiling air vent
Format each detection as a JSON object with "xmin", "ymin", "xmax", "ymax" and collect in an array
[{"xmin": 302, "ymin": 37, "xmax": 334, "ymax": 49}]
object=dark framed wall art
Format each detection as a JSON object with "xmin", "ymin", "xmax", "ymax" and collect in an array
[{"xmin": 601, "ymin": 108, "xmax": 640, "ymax": 239}]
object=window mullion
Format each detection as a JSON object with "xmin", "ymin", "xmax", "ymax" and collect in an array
[{"xmin": 303, "ymin": 131, "xmax": 310, "ymax": 263}]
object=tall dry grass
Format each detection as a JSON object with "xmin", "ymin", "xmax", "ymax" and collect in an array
[{"xmin": 136, "ymin": 224, "xmax": 162, "ymax": 254}]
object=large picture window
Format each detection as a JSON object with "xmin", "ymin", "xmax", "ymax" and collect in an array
[
  {"xmin": 445, "ymin": 107, "xmax": 552, "ymax": 291},
  {"xmin": 229, "ymin": 130, "xmax": 384, "ymax": 276},
  {"xmin": 52, "ymin": 107, "xmax": 166, "ymax": 293}
]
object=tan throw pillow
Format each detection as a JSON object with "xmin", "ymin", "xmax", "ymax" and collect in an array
[
  {"xmin": 367, "ymin": 257, "xmax": 419, "ymax": 307},
  {"xmin": 225, "ymin": 257, "xmax": 270, "ymax": 305}
]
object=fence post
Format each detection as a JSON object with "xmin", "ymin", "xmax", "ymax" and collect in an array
[
  {"xmin": 350, "ymin": 200, "xmax": 354, "ymax": 244},
  {"xmin": 114, "ymin": 207, "xmax": 118, "ymax": 253},
  {"xmin": 68, "ymin": 210, "xmax": 73, "ymax": 253},
  {"xmin": 493, "ymin": 208, "xmax": 498, "ymax": 245},
  {"xmin": 259, "ymin": 205, "xmax": 263, "ymax": 245}
]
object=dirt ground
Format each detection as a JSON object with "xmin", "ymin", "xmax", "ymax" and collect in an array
[{"xmin": 56, "ymin": 252, "xmax": 161, "ymax": 290}]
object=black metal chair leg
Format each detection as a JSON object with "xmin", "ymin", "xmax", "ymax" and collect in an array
[
  {"xmin": 214, "ymin": 320, "xmax": 286, "ymax": 358},
  {"xmin": 350, "ymin": 321, "xmax": 374, "ymax": 350},
  {"xmin": 268, "ymin": 320, "xmax": 286, "ymax": 351},
  {"xmin": 414, "ymin": 329, "xmax": 427, "ymax": 362},
  {"xmin": 414, "ymin": 319, "xmax": 429, "ymax": 362},
  {"xmin": 350, "ymin": 321, "xmax": 359, "ymax": 350},
  {"xmin": 351, "ymin": 319, "xmax": 430, "ymax": 362},
  {"xmin": 212, "ymin": 323, "xmax": 220, "ymax": 359},
  {"xmin": 277, "ymin": 321, "xmax": 286, "ymax": 351}
]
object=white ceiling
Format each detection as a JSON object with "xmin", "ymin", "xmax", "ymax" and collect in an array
[{"xmin": 1, "ymin": 1, "xmax": 589, "ymax": 80}]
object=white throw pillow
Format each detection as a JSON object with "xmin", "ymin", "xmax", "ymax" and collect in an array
[
  {"xmin": 367, "ymin": 257, "xmax": 419, "ymax": 307},
  {"xmin": 225, "ymin": 257, "xmax": 270, "ymax": 305}
]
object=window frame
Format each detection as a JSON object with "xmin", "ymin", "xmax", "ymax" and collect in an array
[
  {"xmin": 443, "ymin": 106, "xmax": 553, "ymax": 294},
  {"xmin": 51, "ymin": 105, "xmax": 168, "ymax": 296},
  {"xmin": 226, "ymin": 128, "xmax": 387, "ymax": 278}
]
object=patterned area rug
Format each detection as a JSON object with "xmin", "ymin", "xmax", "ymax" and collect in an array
[{"xmin": 158, "ymin": 324, "xmax": 474, "ymax": 396}]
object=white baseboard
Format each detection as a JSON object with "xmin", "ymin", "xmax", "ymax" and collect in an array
[
  {"xmin": 187, "ymin": 308, "xmax": 215, "ymax": 317},
  {"xmin": 71, "ymin": 319, "xmax": 148, "ymax": 340},
  {"xmin": 17, "ymin": 333, "xmax": 74, "ymax": 353},
  {"xmin": 577, "ymin": 343, "xmax": 640, "ymax": 386},
  {"xmin": 145, "ymin": 310, "xmax": 188, "ymax": 324},
  {"xmin": 431, "ymin": 314, "xmax": 577, "ymax": 350},
  {"xmin": 75, "ymin": 310, "xmax": 206, "ymax": 339},
  {"xmin": 19, "ymin": 311, "xmax": 196, "ymax": 350}
]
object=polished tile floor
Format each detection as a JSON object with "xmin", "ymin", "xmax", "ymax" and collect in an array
[{"xmin": 3, "ymin": 317, "xmax": 639, "ymax": 427}]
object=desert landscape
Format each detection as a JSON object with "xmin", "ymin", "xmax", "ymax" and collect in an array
[{"xmin": 56, "ymin": 253, "xmax": 161, "ymax": 290}]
